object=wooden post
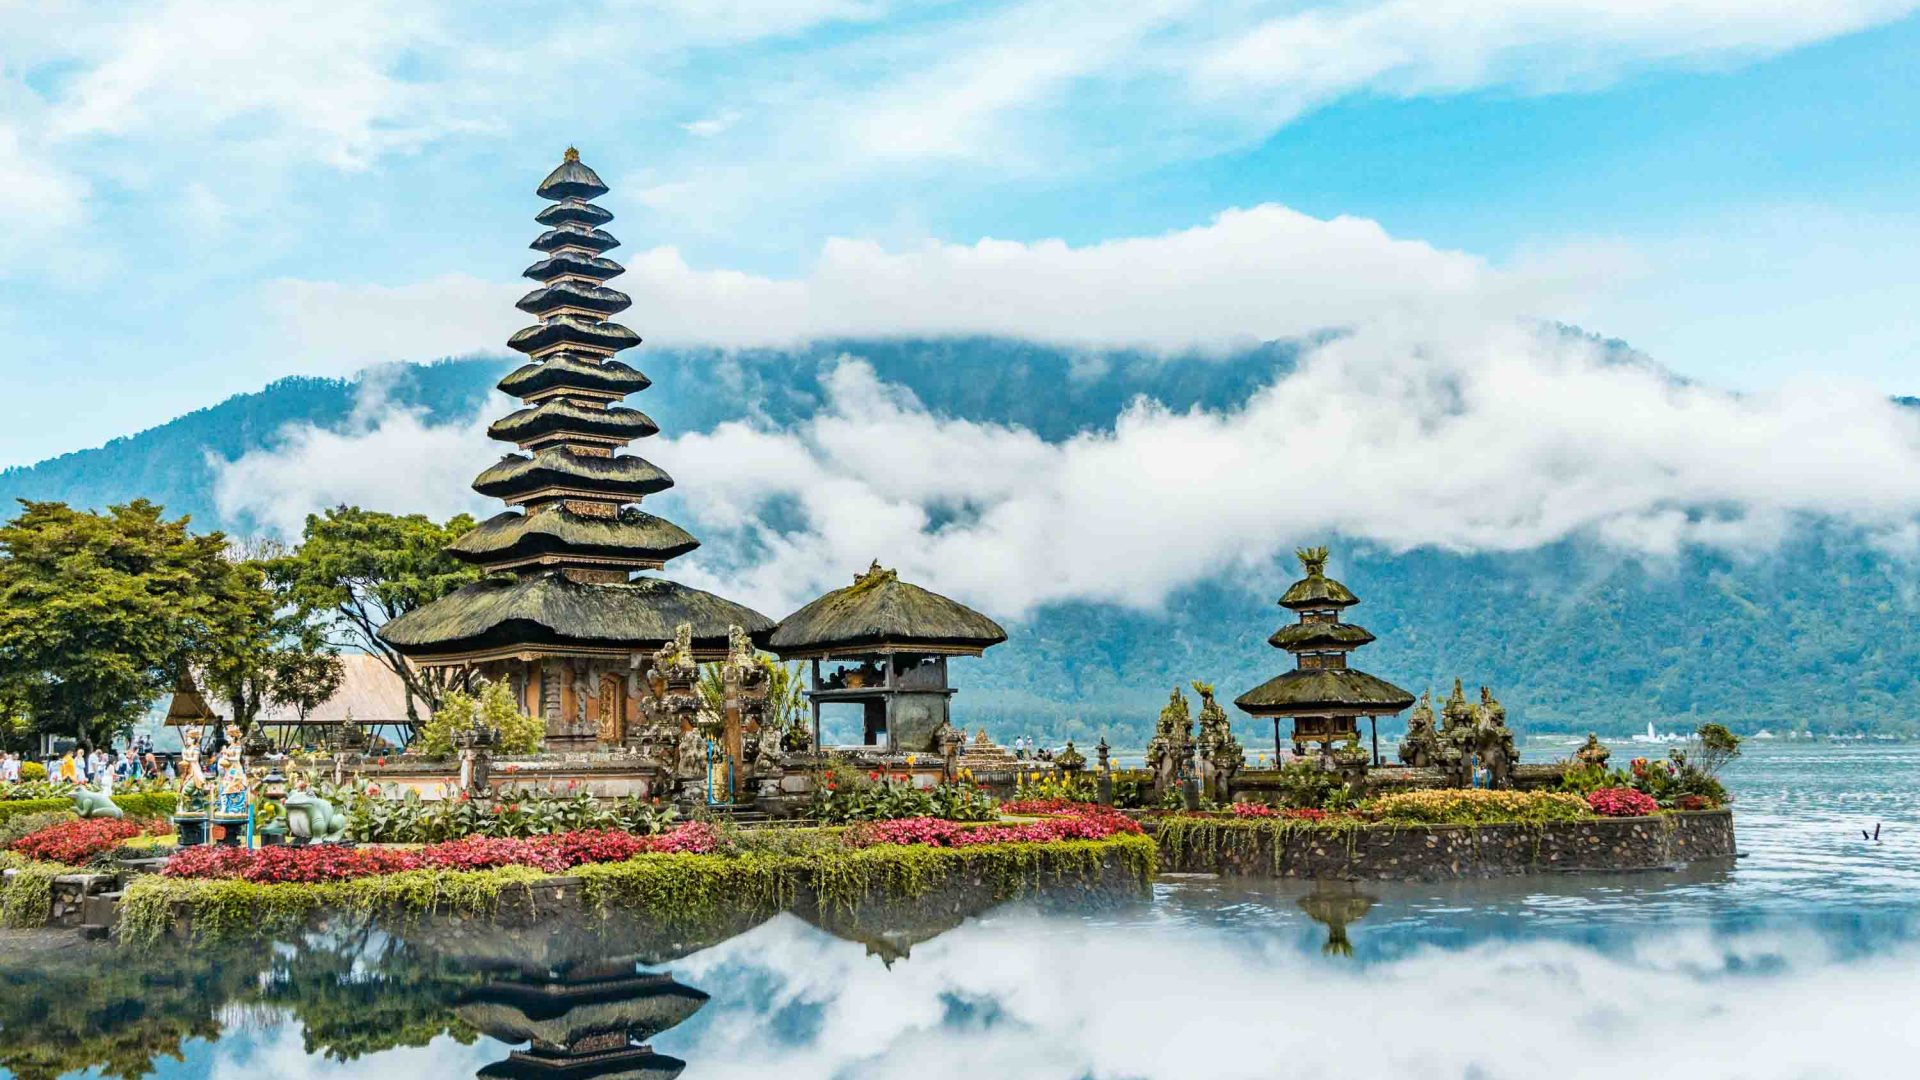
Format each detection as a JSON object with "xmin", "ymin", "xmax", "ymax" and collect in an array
[
  {"xmin": 1370, "ymin": 716, "xmax": 1380, "ymax": 767},
  {"xmin": 1273, "ymin": 717, "xmax": 1282, "ymax": 765},
  {"xmin": 810, "ymin": 659, "xmax": 822, "ymax": 751}
]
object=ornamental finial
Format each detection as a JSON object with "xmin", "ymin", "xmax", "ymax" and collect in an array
[
  {"xmin": 1296, "ymin": 545, "xmax": 1330, "ymax": 577},
  {"xmin": 564, "ymin": 146, "xmax": 580, "ymax": 162}
]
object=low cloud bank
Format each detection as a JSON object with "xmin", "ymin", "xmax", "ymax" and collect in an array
[{"xmin": 214, "ymin": 319, "xmax": 1920, "ymax": 618}]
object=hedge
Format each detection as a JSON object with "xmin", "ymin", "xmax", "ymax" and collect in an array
[
  {"xmin": 0, "ymin": 793, "xmax": 177, "ymax": 827},
  {"xmin": 117, "ymin": 833, "xmax": 1157, "ymax": 946}
]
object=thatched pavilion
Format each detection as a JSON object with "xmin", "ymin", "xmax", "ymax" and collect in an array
[{"xmin": 770, "ymin": 563, "xmax": 1006, "ymax": 753}]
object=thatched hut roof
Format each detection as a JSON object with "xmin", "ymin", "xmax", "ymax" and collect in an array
[
  {"xmin": 379, "ymin": 572, "xmax": 773, "ymax": 659},
  {"xmin": 769, "ymin": 562, "xmax": 1006, "ymax": 659},
  {"xmin": 454, "ymin": 974, "xmax": 707, "ymax": 1048},
  {"xmin": 446, "ymin": 508, "xmax": 696, "ymax": 567},
  {"xmin": 1278, "ymin": 546, "xmax": 1359, "ymax": 610},
  {"xmin": 535, "ymin": 198, "xmax": 612, "ymax": 228},
  {"xmin": 163, "ymin": 673, "xmax": 218, "ymax": 727},
  {"xmin": 498, "ymin": 356, "xmax": 650, "ymax": 400},
  {"xmin": 1234, "ymin": 668, "xmax": 1415, "ymax": 717},
  {"xmin": 488, "ymin": 401, "xmax": 658, "ymax": 446},
  {"xmin": 472, "ymin": 451, "xmax": 673, "ymax": 504}
]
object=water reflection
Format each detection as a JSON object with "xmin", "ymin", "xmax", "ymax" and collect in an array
[{"xmin": 1297, "ymin": 884, "xmax": 1375, "ymax": 956}]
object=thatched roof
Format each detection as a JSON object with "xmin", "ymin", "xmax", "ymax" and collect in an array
[
  {"xmin": 507, "ymin": 314, "xmax": 640, "ymax": 357},
  {"xmin": 1268, "ymin": 620, "xmax": 1376, "ymax": 651},
  {"xmin": 1273, "ymin": 545, "xmax": 1358, "ymax": 611},
  {"xmin": 455, "ymin": 974, "xmax": 707, "ymax": 1047},
  {"xmin": 536, "ymin": 198, "xmax": 613, "ymax": 228},
  {"xmin": 488, "ymin": 401, "xmax": 658, "ymax": 446},
  {"xmin": 536, "ymin": 147, "xmax": 609, "ymax": 201},
  {"xmin": 516, "ymin": 281, "xmax": 633, "ymax": 318},
  {"xmin": 531, "ymin": 223, "xmax": 619, "ymax": 254},
  {"xmin": 477, "ymin": 1051, "xmax": 685, "ymax": 1080},
  {"xmin": 1234, "ymin": 668, "xmax": 1415, "ymax": 717},
  {"xmin": 498, "ymin": 355, "xmax": 650, "ymax": 399},
  {"xmin": 163, "ymin": 673, "xmax": 218, "ymax": 726},
  {"xmin": 446, "ymin": 508, "xmax": 697, "ymax": 567},
  {"xmin": 473, "ymin": 451, "xmax": 673, "ymax": 503},
  {"xmin": 380, "ymin": 572, "xmax": 774, "ymax": 657},
  {"xmin": 769, "ymin": 562, "xmax": 1006, "ymax": 658},
  {"xmin": 523, "ymin": 252, "xmax": 623, "ymax": 283}
]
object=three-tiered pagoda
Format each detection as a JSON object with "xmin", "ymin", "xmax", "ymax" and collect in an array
[
  {"xmin": 382, "ymin": 149, "xmax": 772, "ymax": 749},
  {"xmin": 1235, "ymin": 547, "xmax": 1414, "ymax": 764}
]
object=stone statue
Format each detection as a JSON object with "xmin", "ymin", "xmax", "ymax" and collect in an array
[
  {"xmin": 1573, "ymin": 732, "xmax": 1612, "ymax": 770},
  {"xmin": 1056, "ymin": 740, "xmax": 1087, "ymax": 775},
  {"xmin": 213, "ymin": 730, "xmax": 252, "ymax": 818},
  {"xmin": 1399, "ymin": 690, "xmax": 1442, "ymax": 767},
  {"xmin": 1192, "ymin": 680, "xmax": 1244, "ymax": 800},
  {"xmin": 935, "ymin": 719, "xmax": 964, "ymax": 780},
  {"xmin": 285, "ymin": 779, "xmax": 348, "ymax": 843},
  {"xmin": 72, "ymin": 777, "xmax": 124, "ymax": 819},
  {"xmin": 1439, "ymin": 679, "xmax": 1475, "ymax": 735},
  {"xmin": 1145, "ymin": 687, "xmax": 1195, "ymax": 794},
  {"xmin": 1445, "ymin": 685, "xmax": 1519, "ymax": 789},
  {"xmin": 674, "ymin": 725, "xmax": 708, "ymax": 783}
]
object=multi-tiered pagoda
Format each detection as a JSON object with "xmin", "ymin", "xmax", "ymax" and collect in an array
[
  {"xmin": 382, "ymin": 149, "xmax": 772, "ymax": 748},
  {"xmin": 1235, "ymin": 547, "xmax": 1414, "ymax": 764}
]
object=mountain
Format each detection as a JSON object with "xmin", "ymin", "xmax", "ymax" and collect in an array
[{"xmin": 4, "ymin": 337, "xmax": 1917, "ymax": 747}]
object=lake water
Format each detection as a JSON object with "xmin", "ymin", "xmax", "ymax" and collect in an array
[{"xmin": 3, "ymin": 739, "xmax": 1917, "ymax": 1079}]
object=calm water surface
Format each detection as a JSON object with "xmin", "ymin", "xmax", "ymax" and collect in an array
[{"xmin": 3, "ymin": 739, "xmax": 1917, "ymax": 1080}]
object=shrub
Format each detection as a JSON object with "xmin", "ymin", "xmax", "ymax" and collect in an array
[
  {"xmin": 808, "ymin": 777, "xmax": 997, "ymax": 824},
  {"xmin": 416, "ymin": 679, "xmax": 544, "ymax": 756},
  {"xmin": 844, "ymin": 809, "xmax": 1140, "ymax": 849},
  {"xmin": 18, "ymin": 762, "xmax": 46, "ymax": 782},
  {"xmin": 1366, "ymin": 789, "xmax": 1591, "ymax": 825},
  {"xmin": 1587, "ymin": 787, "xmax": 1660, "ymax": 817},
  {"xmin": 0, "ymin": 810, "xmax": 75, "ymax": 850},
  {"xmin": 10, "ymin": 817, "xmax": 167, "ymax": 865}
]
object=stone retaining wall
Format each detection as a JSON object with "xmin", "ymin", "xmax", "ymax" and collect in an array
[{"xmin": 1152, "ymin": 810, "xmax": 1735, "ymax": 880}]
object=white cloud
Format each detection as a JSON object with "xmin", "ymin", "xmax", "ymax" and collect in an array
[
  {"xmin": 261, "ymin": 203, "xmax": 1532, "ymax": 367},
  {"xmin": 212, "ymin": 319, "xmax": 1920, "ymax": 618}
]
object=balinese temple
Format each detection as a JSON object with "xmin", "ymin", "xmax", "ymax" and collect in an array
[
  {"xmin": 455, "ymin": 961, "xmax": 708, "ymax": 1080},
  {"xmin": 382, "ymin": 150, "xmax": 772, "ymax": 749},
  {"xmin": 1235, "ymin": 547, "xmax": 1414, "ymax": 764},
  {"xmin": 769, "ymin": 562, "xmax": 1006, "ymax": 752}
]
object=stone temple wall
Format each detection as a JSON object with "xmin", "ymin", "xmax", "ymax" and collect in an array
[{"xmin": 1152, "ymin": 810, "xmax": 1736, "ymax": 881}]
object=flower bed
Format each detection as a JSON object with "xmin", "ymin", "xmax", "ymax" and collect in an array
[
  {"xmin": 117, "ymin": 831, "xmax": 1158, "ymax": 946},
  {"xmin": 846, "ymin": 808, "xmax": 1140, "ymax": 849},
  {"xmin": 162, "ymin": 824, "xmax": 721, "ymax": 884},
  {"xmin": 1587, "ymin": 787, "xmax": 1660, "ymax": 817},
  {"xmin": 9, "ymin": 817, "xmax": 170, "ymax": 866},
  {"xmin": 1365, "ymin": 789, "xmax": 1591, "ymax": 825}
]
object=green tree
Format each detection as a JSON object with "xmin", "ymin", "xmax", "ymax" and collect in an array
[
  {"xmin": 267, "ymin": 506, "xmax": 480, "ymax": 724},
  {"xmin": 197, "ymin": 538, "xmax": 345, "ymax": 735},
  {"xmin": 417, "ymin": 679, "xmax": 543, "ymax": 756},
  {"xmin": 0, "ymin": 500, "xmax": 231, "ymax": 749}
]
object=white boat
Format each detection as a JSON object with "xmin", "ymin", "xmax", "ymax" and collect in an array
[
  {"xmin": 1629, "ymin": 722, "xmax": 1685, "ymax": 744},
  {"xmin": 1751, "ymin": 729, "xmax": 1776, "ymax": 740}
]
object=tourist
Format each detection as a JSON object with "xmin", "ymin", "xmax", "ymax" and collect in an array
[
  {"xmin": 56, "ymin": 751, "xmax": 79, "ymax": 785},
  {"xmin": 0, "ymin": 753, "xmax": 16, "ymax": 782}
]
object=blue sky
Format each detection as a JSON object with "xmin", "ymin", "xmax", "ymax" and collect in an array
[{"xmin": 2, "ymin": 0, "xmax": 1918, "ymax": 468}]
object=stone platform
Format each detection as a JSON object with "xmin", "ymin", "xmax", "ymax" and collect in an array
[{"xmin": 1150, "ymin": 809, "xmax": 1736, "ymax": 881}]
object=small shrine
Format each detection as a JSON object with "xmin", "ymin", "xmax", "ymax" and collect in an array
[
  {"xmin": 1235, "ymin": 547, "xmax": 1414, "ymax": 764},
  {"xmin": 769, "ymin": 562, "xmax": 1006, "ymax": 753},
  {"xmin": 380, "ymin": 149, "xmax": 772, "ymax": 751},
  {"xmin": 455, "ymin": 959, "xmax": 707, "ymax": 1079}
]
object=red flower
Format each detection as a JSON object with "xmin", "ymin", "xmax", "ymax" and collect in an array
[
  {"xmin": 1587, "ymin": 787, "xmax": 1660, "ymax": 817},
  {"xmin": 10, "ymin": 817, "xmax": 156, "ymax": 865}
]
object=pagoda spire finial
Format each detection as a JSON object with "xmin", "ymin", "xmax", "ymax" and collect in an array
[
  {"xmin": 1296, "ymin": 545, "xmax": 1329, "ymax": 577},
  {"xmin": 564, "ymin": 145, "xmax": 580, "ymax": 162}
]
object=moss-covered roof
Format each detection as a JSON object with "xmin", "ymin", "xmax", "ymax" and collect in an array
[
  {"xmin": 534, "ymin": 198, "xmax": 612, "ymax": 228},
  {"xmin": 1267, "ymin": 620, "xmax": 1376, "ymax": 651},
  {"xmin": 472, "ymin": 450, "xmax": 673, "ymax": 502},
  {"xmin": 507, "ymin": 315, "xmax": 640, "ymax": 357},
  {"xmin": 1234, "ymin": 668, "xmax": 1415, "ymax": 716},
  {"xmin": 381, "ymin": 572, "xmax": 773, "ymax": 656},
  {"xmin": 497, "ymin": 355, "xmax": 650, "ymax": 399},
  {"xmin": 531, "ymin": 223, "xmax": 620, "ymax": 255},
  {"xmin": 447, "ymin": 507, "xmax": 697, "ymax": 566},
  {"xmin": 454, "ymin": 975, "xmax": 707, "ymax": 1047},
  {"xmin": 1277, "ymin": 545, "xmax": 1359, "ymax": 610},
  {"xmin": 516, "ymin": 281, "xmax": 632, "ymax": 318},
  {"xmin": 536, "ymin": 148, "xmax": 609, "ymax": 201},
  {"xmin": 476, "ymin": 1050, "xmax": 683, "ymax": 1080},
  {"xmin": 769, "ymin": 562, "xmax": 1007, "ymax": 657},
  {"xmin": 488, "ymin": 401, "xmax": 658, "ymax": 446},
  {"xmin": 523, "ymin": 252, "xmax": 623, "ymax": 283}
]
